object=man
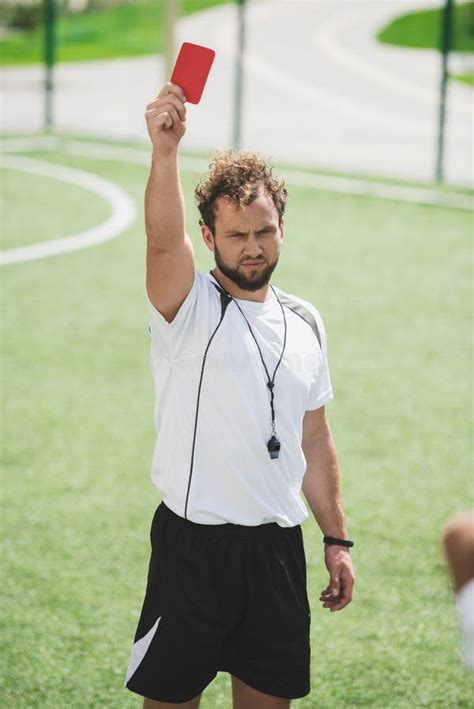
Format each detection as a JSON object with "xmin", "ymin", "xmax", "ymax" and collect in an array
[
  {"xmin": 442, "ymin": 511, "xmax": 474, "ymax": 672},
  {"xmin": 124, "ymin": 82, "xmax": 356, "ymax": 709}
]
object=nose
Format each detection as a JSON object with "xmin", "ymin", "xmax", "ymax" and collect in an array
[{"xmin": 242, "ymin": 233, "xmax": 265, "ymax": 260}]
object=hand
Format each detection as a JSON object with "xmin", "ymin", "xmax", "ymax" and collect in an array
[
  {"xmin": 320, "ymin": 545, "xmax": 355, "ymax": 612},
  {"xmin": 145, "ymin": 82, "xmax": 187, "ymax": 158}
]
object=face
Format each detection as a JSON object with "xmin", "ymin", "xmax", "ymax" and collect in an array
[{"xmin": 202, "ymin": 192, "xmax": 284, "ymax": 292}]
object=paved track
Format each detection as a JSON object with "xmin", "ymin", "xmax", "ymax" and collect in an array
[{"xmin": 1, "ymin": 0, "xmax": 472, "ymax": 185}]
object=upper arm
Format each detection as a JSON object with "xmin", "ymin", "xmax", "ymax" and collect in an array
[
  {"xmin": 146, "ymin": 233, "xmax": 195, "ymax": 324},
  {"xmin": 302, "ymin": 406, "xmax": 328, "ymax": 448}
]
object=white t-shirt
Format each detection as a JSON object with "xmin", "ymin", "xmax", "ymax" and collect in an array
[
  {"xmin": 146, "ymin": 269, "xmax": 333, "ymax": 527},
  {"xmin": 456, "ymin": 578, "xmax": 474, "ymax": 672}
]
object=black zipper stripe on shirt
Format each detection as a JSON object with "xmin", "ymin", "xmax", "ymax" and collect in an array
[
  {"xmin": 209, "ymin": 273, "xmax": 320, "ymax": 343},
  {"xmin": 183, "ymin": 286, "xmax": 232, "ymax": 520},
  {"xmin": 276, "ymin": 293, "xmax": 322, "ymax": 349}
]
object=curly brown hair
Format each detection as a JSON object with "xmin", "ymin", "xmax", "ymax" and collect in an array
[{"xmin": 194, "ymin": 150, "xmax": 288, "ymax": 235}]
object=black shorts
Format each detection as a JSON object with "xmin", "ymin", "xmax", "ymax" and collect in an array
[{"xmin": 124, "ymin": 501, "xmax": 311, "ymax": 703}]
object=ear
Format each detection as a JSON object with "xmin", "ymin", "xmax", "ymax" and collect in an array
[
  {"xmin": 279, "ymin": 217, "xmax": 285, "ymax": 241},
  {"xmin": 201, "ymin": 224, "xmax": 215, "ymax": 252}
]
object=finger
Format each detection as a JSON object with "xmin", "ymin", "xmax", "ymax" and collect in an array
[
  {"xmin": 158, "ymin": 81, "xmax": 187, "ymax": 103},
  {"xmin": 325, "ymin": 578, "xmax": 354, "ymax": 611},
  {"xmin": 329, "ymin": 595, "xmax": 352, "ymax": 612},
  {"xmin": 330, "ymin": 575, "xmax": 340, "ymax": 598},
  {"xmin": 159, "ymin": 105, "xmax": 181, "ymax": 127},
  {"xmin": 146, "ymin": 93, "xmax": 187, "ymax": 121},
  {"xmin": 147, "ymin": 103, "xmax": 183, "ymax": 126},
  {"xmin": 154, "ymin": 111, "xmax": 172, "ymax": 130},
  {"xmin": 145, "ymin": 100, "xmax": 185, "ymax": 123},
  {"xmin": 321, "ymin": 598, "xmax": 344, "ymax": 610},
  {"xmin": 151, "ymin": 105, "xmax": 182, "ymax": 130}
]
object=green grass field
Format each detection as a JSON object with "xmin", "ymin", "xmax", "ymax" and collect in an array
[
  {"xmin": 378, "ymin": 1, "xmax": 474, "ymax": 88},
  {"xmin": 1, "ymin": 134, "xmax": 473, "ymax": 707},
  {"xmin": 378, "ymin": 1, "xmax": 474, "ymax": 52},
  {"xmin": 454, "ymin": 71, "xmax": 474, "ymax": 86},
  {"xmin": 0, "ymin": 0, "xmax": 229, "ymax": 66}
]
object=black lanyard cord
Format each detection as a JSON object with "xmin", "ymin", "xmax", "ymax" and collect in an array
[
  {"xmin": 232, "ymin": 291, "xmax": 287, "ymax": 433},
  {"xmin": 209, "ymin": 272, "xmax": 287, "ymax": 459}
]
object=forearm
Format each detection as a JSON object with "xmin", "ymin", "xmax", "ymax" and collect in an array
[
  {"xmin": 301, "ymin": 428, "xmax": 348, "ymax": 538},
  {"xmin": 145, "ymin": 150, "xmax": 186, "ymax": 249}
]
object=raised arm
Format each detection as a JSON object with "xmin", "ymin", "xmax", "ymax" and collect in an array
[{"xmin": 144, "ymin": 82, "xmax": 195, "ymax": 323}]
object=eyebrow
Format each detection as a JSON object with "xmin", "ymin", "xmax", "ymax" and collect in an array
[{"xmin": 224, "ymin": 225, "xmax": 277, "ymax": 235}]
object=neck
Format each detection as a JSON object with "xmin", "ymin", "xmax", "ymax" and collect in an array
[{"xmin": 210, "ymin": 268, "xmax": 272, "ymax": 303}]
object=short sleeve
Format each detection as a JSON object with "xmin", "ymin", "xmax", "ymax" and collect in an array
[
  {"xmin": 306, "ymin": 308, "xmax": 334, "ymax": 410},
  {"xmin": 146, "ymin": 269, "xmax": 200, "ymax": 352}
]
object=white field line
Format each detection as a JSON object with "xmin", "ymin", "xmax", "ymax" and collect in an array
[
  {"xmin": 1, "ymin": 135, "xmax": 472, "ymax": 218},
  {"xmin": 279, "ymin": 169, "xmax": 473, "ymax": 209},
  {"xmin": 0, "ymin": 152, "xmax": 136, "ymax": 266}
]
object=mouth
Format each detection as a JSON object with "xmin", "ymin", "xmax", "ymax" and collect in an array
[{"xmin": 241, "ymin": 261, "xmax": 264, "ymax": 267}]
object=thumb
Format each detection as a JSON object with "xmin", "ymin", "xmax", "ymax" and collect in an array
[
  {"xmin": 331, "ymin": 575, "xmax": 340, "ymax": 597},
  {"xmin": 158, "ymin": 111, "xmax": 172, "ymax": 130}
]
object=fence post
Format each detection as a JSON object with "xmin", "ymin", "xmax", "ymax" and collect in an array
[
  {"xmin": 233, "ymin": 0, "xmax": 246, "ymax": 150},
  {"xmin": 164, "ymin": 0, "xmax": 179, "ymax": 82},
  {"xmin": 44, "ymin": 0, "xmax": 56, "ymax": 131},
  {"xmin": 435, "ymin": 0, "xmax": 454, "ymax": 183}
]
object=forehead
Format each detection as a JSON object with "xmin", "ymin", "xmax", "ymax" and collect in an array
[{"xmin": 214, "ymin": 192, "xmax": 279, "ymax": 227}]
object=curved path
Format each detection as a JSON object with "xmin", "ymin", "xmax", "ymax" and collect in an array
[{"xmin": 0, "ymin": 2, "xmax": 471, "ymax": 186}]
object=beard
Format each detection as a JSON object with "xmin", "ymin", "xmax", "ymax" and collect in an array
[{"xmin": 213, "ymin": 239, "xmax": 279, "ymax": 292}]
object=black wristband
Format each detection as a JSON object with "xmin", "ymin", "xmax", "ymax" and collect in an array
[{"xmin": 323, "ymin": 536, "xmax": 354, "ymax": 548}]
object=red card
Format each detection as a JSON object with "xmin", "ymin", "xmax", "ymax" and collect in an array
[{"xmin": 170, "ymin": 42, "xmax": 216, "ymax": 104}]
